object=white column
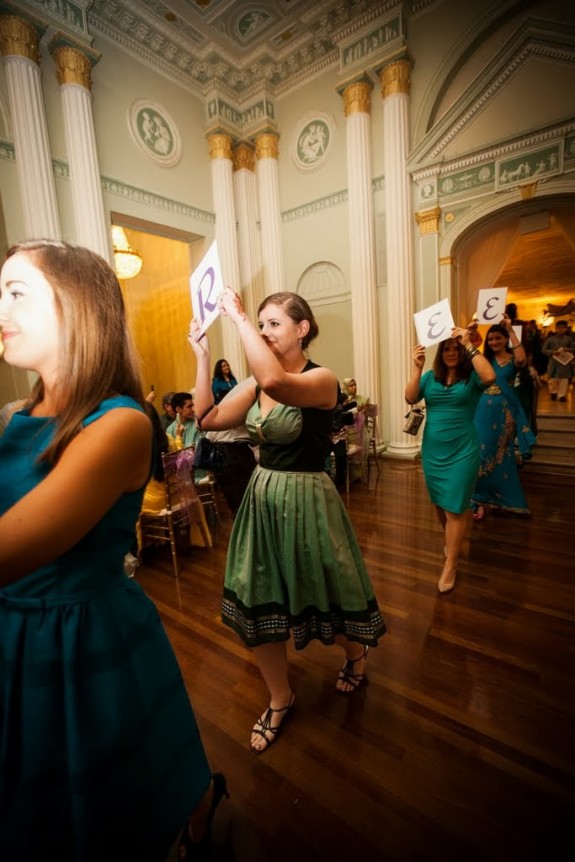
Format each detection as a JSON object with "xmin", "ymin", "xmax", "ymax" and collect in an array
[
  {"xmin": 233, "ymin": 143, "xmax": 265, "ymax": 327},
  {"xmin": 208, "ymin": 133, "xmax": 247, "ymax": 380},
  {"xmin": 380, "ymin": 60, "xmax": 419, "ymax": 457},
  {"xmin": 0, "ymin": 15, "xmax": 60, "ymax": 239},
  {"xmin": 53, "ymin": 45, "xmax": 112, "ymax": 263},
  {"xmin": 342, "ymin": 80, "xmax": 381, "ymax": 409},
  {"xmin": 255, "ymin": 133, "xmax": 284, "ymax": 296}
]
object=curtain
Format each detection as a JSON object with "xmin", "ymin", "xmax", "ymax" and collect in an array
[{"xmin": 460, "ymin": 221, "xmax": 519, "ymax": 323}]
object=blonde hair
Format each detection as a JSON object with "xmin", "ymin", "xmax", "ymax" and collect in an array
[{"xmin": 6, "ymin": 239, "xmax": 145, "ymax": 464}]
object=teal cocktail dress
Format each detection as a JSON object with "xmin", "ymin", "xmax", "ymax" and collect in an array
[
  {"xmin": 0, "ymin": 396, "xmax": 210, "ymax": 861},
  {"xmin": 417, "ymin": 369, "xmax": 486, "ymax": 514}
]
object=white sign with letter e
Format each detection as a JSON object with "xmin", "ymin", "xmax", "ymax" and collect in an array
[
  {"xmin": 476, "ymin": 287, "xmax": 507, "ymax": 325},
  {"xmin": 414, "ymin": 298, "xmax": 455, "ymax": 347},
  {"xmin": 190, "ymin": 240, "xmax": 224, "ymax": 336}
]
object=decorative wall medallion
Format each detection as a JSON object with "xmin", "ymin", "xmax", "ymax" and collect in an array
[
  {"xmin": 129, "ymin": 100, "xmax": 182, "ymax": 167},
  {"xmin": 292, "ymin": 113, "xmax": 335, "ymax": 172}
]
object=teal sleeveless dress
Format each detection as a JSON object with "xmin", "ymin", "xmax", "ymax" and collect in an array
[
  {"xmin": 417, "ymin": 369, "xmax": 486, "ymax": 513},
  {"xmin": 0, "ymin": 396, "xmax": 210, "ymax": 861},
  {"xmin": 222, "ymin": 362, "xmax": 386, "ymax": 650}
]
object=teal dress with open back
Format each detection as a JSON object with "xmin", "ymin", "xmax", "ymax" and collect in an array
[
  {"xmin": 0, "ymin": 395, "xmax": 210, "ymax": 861},
  {"xmin": 222, "ymin": 361, "xmax": 386, "ymax": 650}
]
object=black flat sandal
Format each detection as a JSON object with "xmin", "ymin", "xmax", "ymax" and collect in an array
[
  {"xmin": 337, "ymin": 646, "xmax": 369, "ymax": 694},
  {"xmin": 250, "ymin": 693, "xmax": 295, "ymax": 754}
]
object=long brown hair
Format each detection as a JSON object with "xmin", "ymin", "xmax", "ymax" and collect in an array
[
  {"xmin": 5, "ymin": 239, "xmax": 145, "ymax": 464},
  {"xmin": 432, "ymin": 337, "xmax": 473, "ymax": 385},
  {"xmin": 258, "ymin": 291, "xmax": 319, "ymax": 349}
]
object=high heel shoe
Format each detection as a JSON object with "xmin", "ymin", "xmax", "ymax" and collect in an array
[{"xmin": 178, "ymin": 772, "xmax": 230, "ymax": 859}]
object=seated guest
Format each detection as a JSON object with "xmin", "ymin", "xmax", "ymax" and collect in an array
[
  {"xmin": 159, "ymin": 390, "xmax": 176, "ymax": 431},
  {"xmin": 127, "ymin": 404, "xmax": 211, "ymax": 573},
  {"xmin": 212, "ymin": 358, "xmax": 238, "ymax": 404},
  {"xmin": 166, "ymin": 392, "xmax": 208, "ymax": 482},
  {"xmin": 342, "ymin": 377, "xmax": 369, "ymax": 410}
]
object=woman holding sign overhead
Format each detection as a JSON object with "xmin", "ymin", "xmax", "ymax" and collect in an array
[
  {"xmin": 189, "ymin": 289, "xmax": 386, "ymax": 753},
  {"xmin": 405, "ymin": 326, "xmax": 495, "ymax": 593},
  {"xmin": 470, "ymin": 315, "xmax": 536, "ymax": 520}
]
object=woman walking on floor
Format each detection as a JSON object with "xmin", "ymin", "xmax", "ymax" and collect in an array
[
  {"xmin": 189, "ymin": 288, "xmax": 386, "ymax": 753},
  {"xmin": 471, "ymin": 314, "xmax": 536, "ymax": 519},
  {"xmin": 405, "ymin": 326, "xmax": 495, "ymax": 593}
]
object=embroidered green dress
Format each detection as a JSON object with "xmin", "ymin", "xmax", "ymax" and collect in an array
[{"xmin": 222, "ymin": 362, "xmax": 386, "ymax": 650}]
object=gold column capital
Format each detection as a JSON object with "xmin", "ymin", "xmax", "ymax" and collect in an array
[
  {"xmin": 255, "ymin": 132, "xmax": 279, "ymax": 160},
  {"xmin": 208, "ymin": 133, "xmax": 233, "ymax": 160},
  {"xmin": 0, "ymin": 14, "xmax": 40, "ymax": 63},
  {"xmin": 52, "ymin": 45, "xmax": 92, "ymax": 89},
  {"xmin": 379, "ymin": 58, "xmax": 411, "ymax": 99},
  {"xmin": 415, "ymin": 206, "xmax": 442, "ymax": 235},
  {"xmin": 341, "ymin": 79, "xmax": 372, "ymax": 117},
  {"xmin": 233, "ymin": 143, "xmax": 255, "ymax": 172}
]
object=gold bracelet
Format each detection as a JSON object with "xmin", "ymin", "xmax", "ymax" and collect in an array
[{"xmin": 510, "ymin": 344, "xmax": 522, "ymax": 351}]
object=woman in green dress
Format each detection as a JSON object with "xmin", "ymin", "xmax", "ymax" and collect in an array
[
  {"xmin": 189, "ymin": 289, "xmax": 386, "ymax": 754},
  {"xmin": 405, "ymin": 327, "xmax": 495, "ymax": 593}
]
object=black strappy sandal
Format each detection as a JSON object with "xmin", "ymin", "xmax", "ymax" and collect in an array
[
  {"xmin": 337, "ymin": 646, "xmax": 369, "ymax": 694},
  {"xmin": 250, "ymin": 693, "xmax": 295, "ymax": 754}
]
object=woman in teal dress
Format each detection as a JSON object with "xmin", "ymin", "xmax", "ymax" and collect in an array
[
  {"xmin": 405, "ymin": 328, "xmax": 495, "ymax": 593},
  {"xmin": 0, "ymin": 241, "xmax": 225, "ymax": 861},
  {"xmin": 189, "ymin": 289, "xmax": 385, "ymax": 754},
  {"xmin": 471, "ymin": 318, "xmax": 536, "ymax": 518}
]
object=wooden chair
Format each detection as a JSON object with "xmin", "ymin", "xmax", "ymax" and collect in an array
[
  {"xmin": 138, "ymin": 448, "xmax": 212, "ymax": 577},
  {"xmin": 195, "ymin": 471, "xmax": 221, "ymax": 531}
]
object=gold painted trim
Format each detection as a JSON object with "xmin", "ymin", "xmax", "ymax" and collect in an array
[
  {"xmin": 342, "ymin": 80, "xmax": 372, "ymax": 117},
  {"xmin": 53, "ymin": 46, "xmax": 92, "ymax": 89},
  {"xmin": 208, "ymin": 133, "xmax": 233, "ymax": 160},
  {"xmin": 380, "ymin": 59, "xmax": 411, "ymax": 98},
  {"xmin": 520, "ymin": 182, "xmax": 537, "ymax": 199},
  {"xmin": 0, "ymin": 15, "xmax": 40, "ymax": 64},
  {"xmin": 415, "ymin": 206, "xmax": 441, "ymax": 235},
  {"xmin": 233, "ymin": 143, "xmax": 255, "ymax": 172},
  {"xmin": 439, "ymin": 256, "xmax": 453, "ymax": 266},
  {"xmin": 255, "ymin": 132, "xmax": 279, "ymax": 160}
]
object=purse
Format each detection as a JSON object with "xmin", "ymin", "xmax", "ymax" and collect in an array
[
  {"xmin": 403, "ymin": 405, "xmax": 425, "ymax": 435},
  {"xmin": 194, "ymin": 436, "xmax": 228, "ymax": 472}
]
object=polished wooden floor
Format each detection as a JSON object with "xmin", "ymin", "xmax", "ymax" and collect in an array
[{"xmin": 136, "ymin": 457, "xmax": 574, "ymax": 862}]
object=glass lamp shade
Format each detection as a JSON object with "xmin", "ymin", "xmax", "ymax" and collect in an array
[{"xmin": 112, "ymin": 225, "xmax": 143, "ymax": 280}]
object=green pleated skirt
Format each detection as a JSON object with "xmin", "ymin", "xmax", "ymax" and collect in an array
[{"xmin": 222, "ymin": 466, "xmax": 386, "ymax": 649}]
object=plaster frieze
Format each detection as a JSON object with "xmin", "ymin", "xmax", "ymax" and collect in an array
[
  {"xmin": 337, "ymin": 9, "xmax": 405, "ymax": 80},
  {"xmin": 3, "ymin": 0, "xmax": 90, "ymax": 44},
  {"xmin": 411, "ymin": 124, "xmax": 575, "ymax": 206}
]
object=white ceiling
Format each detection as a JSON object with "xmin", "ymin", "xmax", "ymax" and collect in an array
[{"xmin": 86, "ymin": 0, "xmax": 392, "ymax": 101}]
